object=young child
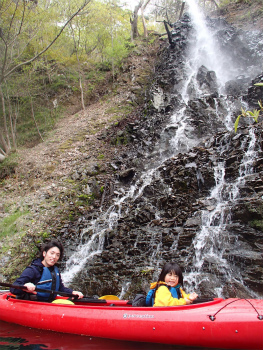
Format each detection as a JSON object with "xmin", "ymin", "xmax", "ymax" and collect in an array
[{"xmin": 146, "ymin": 262, "xmax": 198, "ymax": 306}]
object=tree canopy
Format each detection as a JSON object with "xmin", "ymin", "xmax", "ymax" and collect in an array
[{"xmin": 0, "ymin": 0, "xmax": 247, "ymax": 160}]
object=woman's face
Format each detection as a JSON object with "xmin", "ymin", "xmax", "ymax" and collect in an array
[
  {"xmin": 164, "ymin": 271, "xmax": 179, "ymax": 287},
  {"xmin": 42, "ymin": 246, "xmax": 60, "ymax": 267}
]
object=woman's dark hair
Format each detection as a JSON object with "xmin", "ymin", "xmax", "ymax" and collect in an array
[
  {"xmin": 157, "ymin": 262, "xmax": 184, "ymax": 287},
  {"xmin": 39, "ymin": 240, "xmax": 64, "ymax": 260}
]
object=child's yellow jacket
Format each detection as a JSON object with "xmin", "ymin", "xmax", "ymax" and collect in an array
[{"xmin": 149, "ymin": 281, "xmax": 190, "ymax": 306}]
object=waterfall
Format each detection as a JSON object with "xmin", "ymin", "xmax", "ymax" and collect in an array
[
  {"xmin": 62, "ymin": 168, "xmax": 162, "ymax": 284},
  {"xmin": 185, "ymin": 128, "xmax": 259, "ymax": 297},
  {"xmin": 61, "ymin": 0, "xmax": 261, "ymax": 298},
  {"xmin": 185, "ymin": 0, "xmax": 236, "ymax": 86}
]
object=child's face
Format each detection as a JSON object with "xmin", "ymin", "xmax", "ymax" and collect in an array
[{"xmin": 165, "ymin": 271, "xmax": 179, "ymax": 287}]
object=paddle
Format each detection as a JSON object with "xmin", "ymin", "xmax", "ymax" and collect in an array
[
  {"xmin": 192, "ymin": 297, "xmax": 214, "ymax": 304},
  {"xmin": 0, "ymin": 281, "xmax": 80, "ymax": 298},
  {"xmin": 0, "ymin": 282, "xmax": 117, "ymax": 303}
]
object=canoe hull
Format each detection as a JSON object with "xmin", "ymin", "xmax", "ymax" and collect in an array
[{"xmin": 0, "ymin": 293, "xmax": 262, "ymax": 349}]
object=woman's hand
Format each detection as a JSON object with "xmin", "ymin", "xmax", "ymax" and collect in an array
[
  {"xmin": 72, "ymin": 291, "xmax": 84, "ymax": 299},
  {"xmin": 24, "ymin": 283, "xmax": 37, "ymax": 294}
]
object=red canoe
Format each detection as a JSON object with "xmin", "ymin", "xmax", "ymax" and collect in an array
[{"xmin": 0, "ymin": 292, "xmax": 262, "ymax": 350}]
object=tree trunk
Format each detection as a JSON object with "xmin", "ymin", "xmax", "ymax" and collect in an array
[
  {"xmin": 179, "ymin": 1, "xmax": 185, "ymax": 20},
  {"xmin": 79, "ymin": 75, "xmax": 85, "ymax": 110},
  {"xmin": 130, "ymin": 0, "xmax": 144, "ymax": 41},
  {"xmin": 0, "ymin": 152, "xmax": 6, "ymax": 162},
  {"xmin": 29, "ymin": 95, "xmax": 44, "ymax": 142},
  {"xmin": 164, "ymin": 20, "xmax": 174, "ymax": 48},
  {"xmin": 141, "ymin": 0, "xmax": 151, "ymax": 38},
  {"xmin": 69, "ymin": 22, "xmax": 85, "ymax": 110},
  {"xmin": 0, "ymin": 85, "xmax": 11, "ymax": 154},
  {"xmin": 211, "ymin": 0, "xmax": 219, "ymax": 9},
  {"xmin": 0, "ymin": 129, "xmax": 9, "ymax": 155},
  {"xmin": 5, "ymin": 81, "xmax": 17, "ymax": 150}
]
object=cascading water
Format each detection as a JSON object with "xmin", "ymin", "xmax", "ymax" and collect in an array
[
  {"xmin": 178, "ymin": 0, "xmax": 261, "ymax": 298},
  {"xmin": 184, "ymin": 0, "xmax": 236, "ymax": 87},
  {"xmin": 185, "ymin": 128, "xmax": 260, "ymax": 298},
  {"xmin": 62, "ymin": 169, "xmax": 158, "ymax": 284},
  {"xmin": 61, "ymin": 0, "xmax": 262, "ymax": 298}
]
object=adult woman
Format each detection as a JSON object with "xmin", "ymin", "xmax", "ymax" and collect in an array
[{"xmin": 10, "ymin": 240, "xmax": 83, "ymax": 301}]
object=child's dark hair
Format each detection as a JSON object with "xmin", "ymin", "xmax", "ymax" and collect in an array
[
  {"xmin": 39, "ymin": 240, "xmax": 64, "ymax": 260},
  {"xmin": 157, "ymin": 262, "xmax": 184, "ymax": 287}
]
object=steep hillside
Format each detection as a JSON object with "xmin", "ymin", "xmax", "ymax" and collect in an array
[
  {"xmin": 0, "ymin": 0, "xmax": 263, "ymax": 282},
  {"xmin": 212, "ymin": 1, "xmax": 263, "ymax": 30},
  {"xmin": 0, "ymin": 39, "xmax": 161, "ymax": 279}
]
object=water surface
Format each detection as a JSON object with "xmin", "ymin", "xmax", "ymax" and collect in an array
[{"xmin": 0, "ymin": 320, "xmax": 225, "ymax": 350}]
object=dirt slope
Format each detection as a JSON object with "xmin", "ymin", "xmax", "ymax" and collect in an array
[
  {"xmin": 0, "ymin": 39, "xmax": 161, "ymax": 278},
  {"xmin": 212, "ymin": 1, "xmax": 263, "ymax": 30}
]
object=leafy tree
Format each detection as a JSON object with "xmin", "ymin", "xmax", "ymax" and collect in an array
[
  {"xmin": 0, "ymin": 0, "xmax": 91, "ymax": 159},
  {"xmin": 0, "ymin": 0, "xmax": 157, "ymax": 161}
]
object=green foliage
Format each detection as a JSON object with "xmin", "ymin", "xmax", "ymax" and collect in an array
[
  {"xmin": 0, "ymin": 0, "xmax": 159, "ymax": 154},
  {"xmin": 234, "ymin": 83, "xmax": 263, "ymax": 132}
]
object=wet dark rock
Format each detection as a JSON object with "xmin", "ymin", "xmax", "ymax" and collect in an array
[
  {"xmin": 225, "ymin": 79, "xmax": 243, "ymax": 96},
  {"xmin": 245, "ymin": 73, "xmax": 263, "ymax": 109},
  {"xmin": 118, "ymin": 168, "xmax": 136, "ymax": 183},
  {"xmin": 196, "ymin": 65, "xmax": 218, "ymax": 95}
]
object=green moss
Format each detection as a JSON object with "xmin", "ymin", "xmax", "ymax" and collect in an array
[
  {"xmin": 249, "ymin": 220, "xmax": 263, "ymax": 231},
  {"xmin": 69, "ymin": 211, "xmax": 75, "ymax": 221},
  {"xmin": 41, "ymin": 231, "xmax": 50, "ymax": 240},
  {"xmin": 140, "ymin": 268, "xmax": 154, "ymax": 276},
  {"xmin": 0, "ymin": 210, "xmax": 29, "ymax": 239},
  {"xmin": 59, "ymin": 139, "xmax": 74, "ymax": 151},
  {"xmin": 105, "ymin": 104, "xmax": 133, "ymax": 118},
  {"xmin": 111, "ymin": 131, "xmax": 129, "ymax": 146},
  {"xmin": 64, "ymin": 178, "xmax": 76, "ymax": 184},
  {"xmin": 1, "ymin": 240, "xmax": 39, "ymax": 279},
  {"xmin": 78, "ymin": 194, "xmax": 89, "ymax": 200},
  {"xmin": 0, "ymin": 153, "xmax": 19, "ymax": 180}
]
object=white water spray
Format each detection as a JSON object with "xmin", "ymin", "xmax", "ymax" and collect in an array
[
  {"xmin": 185, "ymin": 0, "xmax": 236, "ymax": 86},
  {"xmin": 185, "ymin": 128, "xmax": 259, "ymax": 297}
]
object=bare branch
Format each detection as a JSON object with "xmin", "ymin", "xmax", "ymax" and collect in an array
[{"xmin": 2, "ymin": 0, "xmax": 91, "ymax": 82}]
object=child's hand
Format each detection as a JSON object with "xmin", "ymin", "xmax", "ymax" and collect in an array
[
  {"xmin": 188, "ymin": 292, "xmax": 198, "ymax": 301},
  {"xmin": 184, "ymin": 297, "xmax": 192, "ymax": 305}
]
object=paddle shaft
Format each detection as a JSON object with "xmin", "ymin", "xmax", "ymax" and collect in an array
[
  {"xmin": 0, "ymin": 281, "xmax": 81, "ymax": 298},
  {"xmin": 0, "ymin": 282, "xmax": 111, "ymax": 303}
]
